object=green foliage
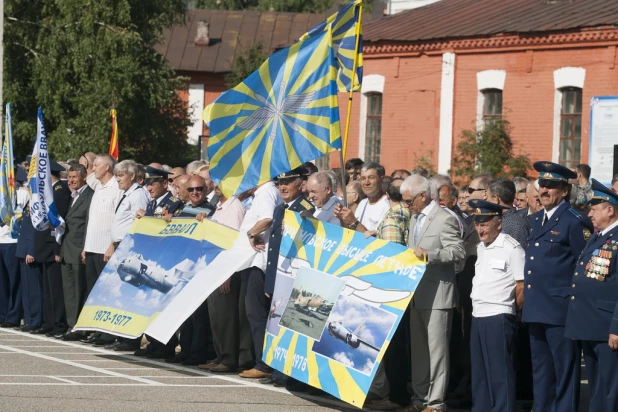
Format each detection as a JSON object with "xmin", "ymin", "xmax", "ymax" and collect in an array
[
  {"xmin": 4, "ymin": 0, "xmax": 195, "ymax": 165},
  {"xmin": 450, "ymin": 120, "xmax": 531, "ymax": 182},
  {"xmin": 224, "ymin": 42, "xmax": 269, "ymax": 88},
  {"xmin": 193, "ymin": 0, "xmax": 334, "ymax": 13},
  {"xmin": 412, "ymin": 142, "xmax": 437, "ymax": 176}
]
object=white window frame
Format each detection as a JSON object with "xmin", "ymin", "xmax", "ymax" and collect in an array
[
  {"xmin": 188, "ymin": 84, "xmax": 205, "ymax": 146},
  {"xmin": 552, "ymin": 67, "xmax": 586, "ymax": 163},
  {"xmin": 476, "ymin": 70, "xmax": 506, "ymax": 130},
  {"xmin": 358, "ymin": 74, "xmax": 385, "ymax": 159}
]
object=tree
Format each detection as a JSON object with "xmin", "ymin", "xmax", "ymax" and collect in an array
[
  {"xmin": 4, "ymin": 0, "xmax": 194, "ymax": 165},
  {"xmin": 450, "ymin": 120, "xmax": 531, "ymax": 183},
  {"xmin": 224, "ymin": 42, "xmax": 269, "ymax": 88},
  {"xmin": 193, "ymin": 0, "xmax": 334, "ymax": 13}
]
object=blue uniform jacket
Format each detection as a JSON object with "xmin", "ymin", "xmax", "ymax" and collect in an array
[
  {"xmin": 522, "ymin": 201, "xmax": 592, "ymax": 325},
  {"xmin": 146, "ymin": 191, "xmax": 184, "ymax": 217},
  {"xmin": 264, "ymin": 195, "xmax": 314, "ymax": 295},
  {"xmin": 565, "ymin": 225, "xmax": 618, "ymax": 341}
]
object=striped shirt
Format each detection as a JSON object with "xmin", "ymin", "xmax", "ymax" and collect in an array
[{"xmin": 83, "ymin": 176, "xmax": 121, "ymax": 254}]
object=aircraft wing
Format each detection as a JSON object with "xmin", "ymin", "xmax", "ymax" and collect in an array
[
  {"xmin": 359, "ymin": 340, "xmax": 380, "ymax": 352},
  {"xmin": 340, "ymin": 275, "xmax": 411, "ymax": 306}
]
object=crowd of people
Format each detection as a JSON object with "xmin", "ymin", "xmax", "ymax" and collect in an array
[{"xmin": 1, "ymin": 153, "xmax": 618, "ymax": 412}]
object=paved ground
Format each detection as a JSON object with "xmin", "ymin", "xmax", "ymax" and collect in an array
[{"xmin": 0, "ymin": 328, "xmax": 590, "ymax": 412}]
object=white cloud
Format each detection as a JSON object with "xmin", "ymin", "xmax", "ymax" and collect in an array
[
  {"xmin": 362, "ymin": 358, "xmax": 375, "ymax": 374},
  {"xmin": 333, "ymin": 352, "xmax": 355, "ymax": 367}
]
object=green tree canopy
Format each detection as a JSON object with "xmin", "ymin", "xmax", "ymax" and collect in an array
[
  {"xmin": 450, "ymin": 120, "xmax": 531, "ymax": 183},
  {"xmin": 4, "ymin": 0, "xmax": 194, "ymax": 164}
]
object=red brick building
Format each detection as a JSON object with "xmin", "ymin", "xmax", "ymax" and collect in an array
[{"xmin": 158, "ymin": 1, "xmax": 618, "ymax": 177}]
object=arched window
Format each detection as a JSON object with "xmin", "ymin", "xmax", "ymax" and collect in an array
[
  {"xmin": 482, "ymin": 88, "xmax": 503, "ymax": 127},
  {"xmin": 559, "ymin": 87, "xmax": 583, "ymax": 168},
  {"xmin": 364, "ymin": 92, "xmax": 383, "ymax": 164}
]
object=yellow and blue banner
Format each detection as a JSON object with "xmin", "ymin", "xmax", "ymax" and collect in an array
[
  {"xmin": 74, "ymin": 217, "xmax": 243, "ymax": 338},
  {"xmin": 0, "ymin": 103, "xmax": 16, "ymax": 227},
  {"xmin": 299, "ymin": 0, "xmax": 363, "ymax": 92},
  {"xmin": 203, "ymin": 28, "xmax": 341, "ymax": 198},
  {"xmin": 263, "ymin": 210, "xmax": 425, "ymax": 407}
]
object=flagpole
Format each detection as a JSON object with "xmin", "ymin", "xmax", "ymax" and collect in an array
[{"xmin": 340, "ymin": 2, "xmax": 363, "ymax": 207}]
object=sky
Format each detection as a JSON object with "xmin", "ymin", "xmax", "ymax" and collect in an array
[
  {"xmin": 312, "ymin": 295, "xmax": 397, "ymax": 376},
  {"xmin": 293, "ymin": 267, "xmax": 345, "ymax": 303}
]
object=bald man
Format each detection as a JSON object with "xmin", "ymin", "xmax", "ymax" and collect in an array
[{"xmin": 79, "ymin": 152, "xmax": 96, "ymax": 176}]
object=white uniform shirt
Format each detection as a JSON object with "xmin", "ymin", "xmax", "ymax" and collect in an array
[
  {"xmin": 0, "ymin": 187, "xmax": 30, "ymax": 244},
  {"xmin": 111, "ymin": 183, "xmax": 150, "ymax": 243},
  {"xmin": 239, "ymin": 182, "xmax": 283, "ymax": 271},
  {"xmin": 84, "ymin": 177, "xmax": 121, "ymax": 254},
  {"xmin": 354, "ymin": 195, "xmax": 390, "ymax": 231},
  {"xmin": 472, "ymin": 232, "xmax": 525, "ymax": 317},
  {"xmin": 313, "ymin": 195, "xmax": 342, "ymax": 226}
]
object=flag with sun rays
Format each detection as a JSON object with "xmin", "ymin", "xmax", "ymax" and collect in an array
[
  {"xmin": 203, "ymin": 28, "xmax": 341, "ymax": 198},
  {"xmin": 299, "ymin": 0, "xmax": 363, "ymax": 92}
]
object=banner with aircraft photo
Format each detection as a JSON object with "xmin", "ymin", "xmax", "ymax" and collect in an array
[
  {"xmin": 74, "ymin": 217, "xmax": 253, "ymax": 339},
  {"xmin": 262, "ymin": 210, "xmax": 426, "ymax": 408}
]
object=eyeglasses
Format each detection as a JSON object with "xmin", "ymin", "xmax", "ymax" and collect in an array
[
  {"xmin": 187, "ymin": 186, "xmax": 205, "ymax": 193},
  {"xmin": 538, "ymin": 180, "xmax": 563, "ymax": 189},
  {"xmin": 403, "ymin": 192, "xmax": 423, "ymax": 205},
  {"xmin": 467, "ymin": 187, "xmax": 485, "ymax": 194}
]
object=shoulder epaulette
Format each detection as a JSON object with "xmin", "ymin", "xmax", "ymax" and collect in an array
[
  {"xmin": 504, "ymin": 235, "xmax": 521, "ymax": 248},
  {"xmin": 567, "ymin": 206, "xmax": 585, "ymax": 220},
  {"xmin": 300, "ymin": 199, "xmax": 313, "ymax": 210},
  {"xmin": 169, "ymin": 196, "xmax": 179, "ymax": 202}
]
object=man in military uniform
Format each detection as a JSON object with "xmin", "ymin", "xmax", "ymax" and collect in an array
[
  {"xmin": 243, "ymin": 167, "xmax": 314, "ymax": 387},
  {"xmin": 565, "ymin": 179, "xmax": 618, "ymax": 411},
  {"xmin": 523, "ymin": 161, "xmax": 592, "ymax": 412},
  {"xmin": 134, "ymin": 166, "xmax": 184, "ymax": 358}
]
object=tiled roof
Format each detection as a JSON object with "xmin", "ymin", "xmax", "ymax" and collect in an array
[{"xmin": 364, "ymin": 0, "xmax": 618, "ymax": 43}]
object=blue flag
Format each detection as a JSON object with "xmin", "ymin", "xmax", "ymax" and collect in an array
[{"xmin": 27, "ymin": 108, "xmax": 64, "ymax": 243}]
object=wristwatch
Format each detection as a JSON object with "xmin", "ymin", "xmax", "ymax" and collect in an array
[{"xmin": 349, "ymin": 221, "xmax": 360, "ymax": 230}]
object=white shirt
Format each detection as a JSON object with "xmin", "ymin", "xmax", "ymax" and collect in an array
[
  {"xmin": 84, "ymin": 177, "xmax": 121, "ymax": 254},
  {"xmin": 314, "ymin": 195, "xmax": 341, "ymax": 226},
  {"xmin": 601, "ymin": 219, "xmax": 618, "ymax": 236},
  {"xmin": 111, "ymin": 183, "xmax": 150, "ymax": 243},
  {"xmin": 354, "ymin": 195, "xmax": 390, "ymax": 231},
  {"xmin": 472, "ymin": 233, "xmax": 525, "ymax": 317},
  {"xmin": 0, "ymin": 188, "xmax": 29, "ymax": 244},
  {"xmin": 544, "ymin": 200, "xmax": 566, "ymax": 222},
  {"xmin": 70, "ymin": 184, "xmax": 88, "ymax": 207},
  {"xmin": 239, "ymin": 182, "xmax": 283, "ymax": 271}
]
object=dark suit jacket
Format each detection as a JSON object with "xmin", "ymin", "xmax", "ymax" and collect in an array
[
  {"xmin": 16, "ymin": 180, "xmax": 71, "ymax": 261},
  {"xmin": 60, "ymin": 186, "xmax": 94, "ymax": 264},
  {"xmin": 264, "ymin": 195, "xmax": 314, "ymax": 295}
]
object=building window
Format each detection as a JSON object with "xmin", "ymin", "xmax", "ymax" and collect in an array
[
  {"xmin": 559, "ymin": 87, "xmax": 582, "ymax": 168},
  {"xmin": 314, "ymin": 154, "xmax": 330, "ymax": 171},
  {"xmin": 364, "ymin": 93, "xmax": 382, "ymax": 164},
  {"xmin": 482, "ymin": 89, "xmax": 503, "ymax": 127}
]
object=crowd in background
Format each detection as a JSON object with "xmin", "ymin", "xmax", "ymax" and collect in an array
[{"xmin": 1, "ymin": 153, "xmax": 617, "ymax": 412}]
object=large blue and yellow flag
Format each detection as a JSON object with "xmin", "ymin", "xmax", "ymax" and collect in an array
[
  {"xmin": 204, "ymin": 29, "xmax": 341, "ymax": 197},
  {"xmin": 0, "ymin": 103, "xmax": 16, "ymax": 226},
  {"xmin": 299, "ymin": 0, "xmax": 363, "ymax": 92}
]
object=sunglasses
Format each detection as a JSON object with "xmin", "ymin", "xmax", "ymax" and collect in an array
[
  {"xmin": 187, "ymin": 186, "xmax": 205, "ymax": 193},
  {"xmin": 467, "ymin": 187, "xmax": 485, "ymax": 194}
]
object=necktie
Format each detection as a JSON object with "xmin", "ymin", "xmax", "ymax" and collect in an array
[
  {"xmin": 542, "ymin": 213, "xmax": 548, "ymax": 227},
  {"xmin": 146, "ymin": 199, "xmax": 157, "ymax": 215},
  {"xmin": 115, "ymin": 194, "xmax": 127, "ymax": 213},
  {"xmin": 413, "ymin": 213, "xmax": 425, "ymax": 246}
]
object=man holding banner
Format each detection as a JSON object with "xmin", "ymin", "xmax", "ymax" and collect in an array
[{"xmin": 401, "ymin": 175, "xmax": 465, "ymax": 412}]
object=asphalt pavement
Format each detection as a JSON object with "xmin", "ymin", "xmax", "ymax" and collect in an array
[{"xmin": 0, "ymin": 327, "xmax": 590, "ymax": 412}]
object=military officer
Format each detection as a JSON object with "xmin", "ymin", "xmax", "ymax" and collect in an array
[
  {"xmin": 134, "ymin": 166, "xmax": 184, "ymax": 358},
  {"xmin": 565, "ymin": 179, "xmax": 618, "ymax": 411},
  {"xmin": 523, "ymin": 161, "xmax": 592, "ymax": 412},
  {"xmin": 252, "ymin": 167, "xmax": 314, "ymax": 387}
]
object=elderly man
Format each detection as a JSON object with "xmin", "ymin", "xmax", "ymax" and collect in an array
[
  {"xmin": 512, "ymin": 177, "xmax": 529, "ymax": 193},
  {"xmin": 80, "ymin": 154, "xmax": 120, "ymax": 345},
  {"xmin": 400, "ymin": 174, "xmax": 465, "ymax": 412},
  {"xmin": 174, "ymin": 175, "xmax": 191, "ymax": 204},
  {"xmin": 196, "ymin": 166, "xmax": 218, "ymax": 208},
  {"xmin": 252, "ymin": 168, "xmax": 314, "ymax": 388},
  {"xmin": 467, "ymin": 199, "xmax": 524, "ymax": 412},
  {"xmin": 167, "ymin": 167, "xmax": 185, "ymax": 197},
  {"xmin": 58, "ymin": 164, "xmax": 94, "ymax": 341},
  {"xmin": 103, "ymin": 160, "xmax": 149, "ymax": 351},
  {"xmin": 565, "ymin": 179, "xmax": 618, "ymax": 411},
  {"xmin": 306, "ymin": 171, "xmax": 340, "ymax": 226},
  {"xmin": 79, "ymin": 152, "xmax": 96, "ymax": 176},
  {"xmin": 178, "ymin": 175, "xmax": 215, "ymax": 217},
  {"xmin": 186, "ymin": 160, "xmax": 207, "ymax": 176},
  {"xmin": 198, "ymin": 184, "xmax": 246, "ymax": 373},
  {"xmin": 514, "ymin": 189, "xmax": 528, "ymax": 211},
  {"xmin": 525, "ymin": 180, "xmax": 542, "ymax": 218},
  {"xmin": 335, "ymin": 162, "xmax": 390, "ymax": 233},
  {"xmin": 523, "ymin": 161, "xmax": 592, "ymax": 412}
]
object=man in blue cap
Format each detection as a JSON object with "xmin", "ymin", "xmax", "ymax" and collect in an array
[
  {"xmin": 523, "ymin": 161, "xmax": 592, "ymax": 412},
  {"xmin": 467, "ymin": 199, "xmax": 524, "ymax": 412},
  {"xmin": 565, "ymin": 179, "xmax": 618, "ymax": 411}
]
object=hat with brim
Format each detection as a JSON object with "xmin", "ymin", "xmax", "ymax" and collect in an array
[
  {"xmin": 469, "ymin": 199, "xmax": 508, "ymax": 222},
  {"xmin": 588, "ymin": 178, "xmax": 618, "ymax": 207},
  {"xmin": 534, "ymin": 161, "xmax": 577, "ymax": 185},
  {"xmin": 144, "ymin": 166, "xmax": 170, "ymax": 184},
  {"xmin": 273, "ymin": 166, "xmax": 309, "ymax": 184}
]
